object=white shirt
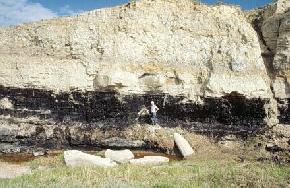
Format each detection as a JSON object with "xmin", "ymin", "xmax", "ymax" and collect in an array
[{"xmin": 151, "ymin": 105, "xmax": 158, "ymax": 113}]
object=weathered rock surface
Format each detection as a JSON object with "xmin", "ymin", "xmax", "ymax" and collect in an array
[
  {"xmin": 174, "ymin": 133, "xmax": 194, "ymax": 157},
  {"xmin": 0, "ymin": 115, "xmax": 270, "ymax": 154},
  {"xmin": 33, "ymin": 150, "xmax": 47, "ymax": 157},
  {"xmin": 130, "ymin": 156, "xmax": 169, "ymax": 165},
  {"xmin": 0, "ymin": 98, "xmax": 13, "ymax": 110},
  {"xmin": 64, "ymin": 150, "xmax": 117, "ymax": 167},
  {"xmin": 276, "ymin": 0, "xmax": 290, "ymax": 14},
  {"xmin": 102, "ymin": 138, "xmax": 145, "ymax": 148},
  {"xmin": 247, "ymin": 0, "xmax": 290, "ymax": 125},
  {"xmin": 105, "ymin": 149, "xmax": 134, "ymax": 163},
  {"xmin": 0, "ymin": 0, "xmax": 271, "ymax": 98}
]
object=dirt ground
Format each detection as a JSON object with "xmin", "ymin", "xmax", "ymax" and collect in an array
[{"xmin": 0, "ymin": 162, "xmax": 31, "ymax": 179}]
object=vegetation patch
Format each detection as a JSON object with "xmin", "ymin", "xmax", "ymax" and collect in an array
[{"xmin": 0, "ymin": 152, "xmax": 289, "ymax": 188}]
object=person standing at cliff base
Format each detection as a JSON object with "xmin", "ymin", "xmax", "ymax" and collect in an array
[{"xmin": 150, "ymin": 101, "xmax": 159, "ymax": 125}]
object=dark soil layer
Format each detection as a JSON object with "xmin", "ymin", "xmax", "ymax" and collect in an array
[{"xmin": 0, "ymin": 85, "xmax": 269, "ymax": 139}]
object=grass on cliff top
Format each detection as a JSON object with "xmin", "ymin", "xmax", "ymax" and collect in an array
[{"xmin": 0, "ymin": 152, "xmax": 289, "ymax": 188}]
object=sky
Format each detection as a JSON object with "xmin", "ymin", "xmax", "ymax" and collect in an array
[{"xmin": 0, "ymin": 0, "xmax": 273, "ymax": 26}]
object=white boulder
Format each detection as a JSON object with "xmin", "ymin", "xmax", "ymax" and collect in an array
[
  {"xmin": 174, "ymin": 133, "xmax": 194, "ymax": 157},
  {"xmin": 64, "ymin": 150, "xmax": 117, "ymax": 167},
  {"xmin": 0, "ymin": 98, "xmax": 13, "ymax": 110},
  {"xmin": 105, "ymin": 149, "xmax": 134, "ymax": 163},
  {"xmin": 33, "ymin": 150, "xmax": 47, "ymax": 157},
  {"xmin": 130, "ymin": 156, "xmax": 169, "ymax": 165}
]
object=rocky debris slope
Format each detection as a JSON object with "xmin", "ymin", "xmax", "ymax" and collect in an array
[
  {"xmin": 0, "ymin": 115, "xmax": 211, "ymax": 154},
  {"xmin": 265, "ymin": 124, "xmax": 290, "ymax": 155}
]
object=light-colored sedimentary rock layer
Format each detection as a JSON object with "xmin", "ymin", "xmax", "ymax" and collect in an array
[
  {"xmin": 249, "ymin": 0, "xmax": 290, "ymax": 98},
  {"xmin": 0, "ymin": 0, "xmax": 271, "ymax": 99},
  {"xmin": 276, "ymin": 0, "xmax": 290, "ymax": 13}
]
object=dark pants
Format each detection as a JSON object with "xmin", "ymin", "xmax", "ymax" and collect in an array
[{"xmin": 151, "ymin": 112, "xmax": 157, "ymax": 125}]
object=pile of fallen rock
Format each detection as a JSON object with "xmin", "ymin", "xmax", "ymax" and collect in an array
[{"xmin": 64, "ymin": 133, "xmax": 194, "ymax": 167}]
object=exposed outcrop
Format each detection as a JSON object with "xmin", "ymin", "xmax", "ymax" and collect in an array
[
  {"xmin": 0, "ymin": 0, "xmax": 288, "ymax": 154},
  {"xmin": 247, "ymin": 0, "xmax": 290, "ymax": 124},
  {"xmin": 0, "ymin": 0, "xmax": 270, "ymax": 97}
]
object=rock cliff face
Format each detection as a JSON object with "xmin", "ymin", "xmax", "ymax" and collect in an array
[
  {"xmin": 0, "ymin": 0, "xmax": 287, "ymax": 153},
  {"xmin": 247, "ymin": 0, "xmax": 290, "ymax": 123},
  {"xmin": 0, "ymin": 0, "xmax": 270, "ymax": 97}
]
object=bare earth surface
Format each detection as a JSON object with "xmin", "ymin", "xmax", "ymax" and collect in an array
[{"xmin": 0, "ymin": 162, "xmax": 31, "ymax": 179}]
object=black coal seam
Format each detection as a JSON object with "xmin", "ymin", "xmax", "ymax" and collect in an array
[
  {"xmin": 0, "ymin": 85, "xmax": 268, "ymax": 138},
  {"xmin": 276, "ymin": 98, "xmax": 290, "ymax": 124}
]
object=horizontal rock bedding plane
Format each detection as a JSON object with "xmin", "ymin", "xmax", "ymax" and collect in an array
[
  {"xmin": 0, "ymin": 0, "xmax": 271, "ymax": 98},
  {"xmin": 0, "ymin": 0, "xmax": 289, "ymax": 156},
  {"xmin": 0, "ymin": 85, "xmax": 269, "ymax": 139}
]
